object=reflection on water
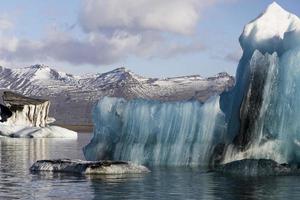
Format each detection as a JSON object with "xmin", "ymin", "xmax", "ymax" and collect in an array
[{"xmin": 0, "ymin": 134, "xmax": 299, "ymax": 199}]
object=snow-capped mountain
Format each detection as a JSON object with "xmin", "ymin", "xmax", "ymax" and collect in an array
[{"xmin": 0, "ymin": 64, "xmax": 234, "ymax": 126}]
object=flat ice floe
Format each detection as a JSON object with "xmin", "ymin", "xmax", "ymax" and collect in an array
[
  {"xmin": 30, "ymin": 159, "xmax": 150, "ymax": 174},
  {"xmin": 0, "ymin": 124, "xmax": 77, "ymax": 139}
]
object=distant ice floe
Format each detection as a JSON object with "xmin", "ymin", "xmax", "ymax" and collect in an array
[{"xmin": 0, "ymin": 91, "xmax": 77, "ymax": 139}]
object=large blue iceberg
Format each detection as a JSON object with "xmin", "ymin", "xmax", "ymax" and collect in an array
[
  {"xmin": 84, "ymin": 97, "xmax": 226, "ymax": 166},
  {"xmin": 222, "ymin": 2, "xmax": 300, "ymax": 164},
  {"xmin": 84, "ymin": 3, "xmax": 300, "ymax": 166}
]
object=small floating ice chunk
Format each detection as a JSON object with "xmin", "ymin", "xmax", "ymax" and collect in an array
[
  {"xmin": 215, "ymin": 159, "xmax": 300, "ymax": 176},
  {"xmin": 30, "ymin": 159, "xmax": 150, "ymax": 174}
]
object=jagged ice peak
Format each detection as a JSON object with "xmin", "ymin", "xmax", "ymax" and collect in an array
[{"xmin": 240, "ymin": 2, "xmax": 300, "ymax": 49}]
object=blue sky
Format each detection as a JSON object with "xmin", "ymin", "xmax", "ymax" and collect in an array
[{"xmin": 0, "ymin": 0, "xmax": 299, "ymax": 78}]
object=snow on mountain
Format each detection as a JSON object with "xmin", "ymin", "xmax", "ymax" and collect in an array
[{"xmin": 0, "ymin": 64, "xmax": 234, "ymax": 126}]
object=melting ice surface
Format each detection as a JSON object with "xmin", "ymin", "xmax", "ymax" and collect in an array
[{"xmin": 84, "ymin": 96, "xmax": 226, "ymax": 166}]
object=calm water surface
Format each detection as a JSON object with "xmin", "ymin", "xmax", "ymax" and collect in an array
[{"xmin": 0, "ymin": 133, "xmax": 299, "ymax": 199}]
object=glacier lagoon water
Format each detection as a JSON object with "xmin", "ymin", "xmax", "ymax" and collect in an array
[{"xmin": 0, "ymin": 133, "xmax": 300, "ymax": 199}]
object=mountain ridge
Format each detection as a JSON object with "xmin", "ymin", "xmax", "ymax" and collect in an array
[{"xmin": 0, "ymin": 64, "xmax": 234, "ymax": 126}]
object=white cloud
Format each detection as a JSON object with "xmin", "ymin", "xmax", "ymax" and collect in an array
[
  {"xmin": 225, "ymin": 48, "xmax": 242, "ymax": 63},
  {"xmin": 80, "ymin": 0, "xmax": 213, "ymax": 35},
  {"xmin": 0, "ymin": 30, "xmax": 144, "ymax": 65},
  {"xmin": 0, "ymin": 17, "xmax": 13, "ymax": 31},
  {"xmin": 0, "ymin": 17, "xmax": 16, "ymax": 50},
  {"xmin": 0, "ymin": 0, "xmax": 232, "ymax": 67}
]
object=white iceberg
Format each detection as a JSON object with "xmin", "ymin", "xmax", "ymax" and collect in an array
[{"xmin": 0, "ymin": 91, "xmax": 77, "ymax": 138}]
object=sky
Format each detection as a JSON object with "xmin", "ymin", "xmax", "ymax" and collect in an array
[{"xmin": 0, "ymin": 0, "xmax": 299, "ymax": 78}]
